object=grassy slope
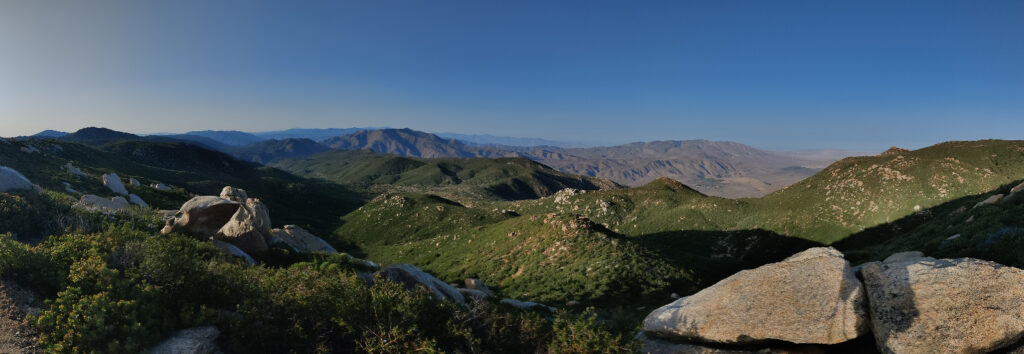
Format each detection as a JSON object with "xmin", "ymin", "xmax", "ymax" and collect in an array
[
  {"xmin": 1, "ymin": 139, "xmax": 365, "ymax": 235},
  {"xmin": 272, "ymin": 150, "xmax": 620, "ymax": 202}
]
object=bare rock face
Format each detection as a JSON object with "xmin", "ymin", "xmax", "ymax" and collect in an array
[
  {"xmin": 214, "ymin": 198, "xmax": 271, "ymax": 255},
  {"xmin": 378, "ymin": 264, "xmax": 465, "ymax": 305},
  {"xmin": 0, "ymin": 166, "xmax": 36, "ymax": 193},
  {"xmin": 861, "ymin": 257, "xmax": 1024, "ymax": 354},
  {"xmin": 219, "ymin": 186, "xmax": 248, "ymax": 203},
  {"xmin": 149, "ymin": 326, "xmax": 221, "ymax": 354},
  {"xmin": 268, "ymin": 225, "xmax": 336, "ymax": 254},
  {"xmin": 161, "ymin": 196, "xmax": 241, "ymax": 238},
  {"xmin": 102, "ymin": 173, "xmax": 129, "ymax": 195},
  {"xmin": 883, "ymin": 251, "xmax": 924, "ymax": 263},
  {"xmin": 643, "ymin": 247, "xmax": 868, "ymax": 345}
]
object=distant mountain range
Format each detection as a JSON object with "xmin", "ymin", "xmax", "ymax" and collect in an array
[{"xmin": 20, "ymin": 127, "xmax": 858, "ymax": 198}]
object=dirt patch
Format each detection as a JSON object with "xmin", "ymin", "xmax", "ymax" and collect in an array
[{"xmin": 0, "ymin": 279, "xmax": 42, "ymax": 353}]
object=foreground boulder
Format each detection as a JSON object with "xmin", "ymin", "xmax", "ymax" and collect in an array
[
  {"xmin": 161, "ymin": 196, "xmax": 241, "ymax": 238},
  {"xmin": 861, "ymin": 257, "xmax": 1024, "ymax": 354},
  {"xmin": 269, "ymin": 225, "xmax": 337, "ymax": 254},
  {"xmin": 214, "ymin": 198, "xmax": 271, "ymax": 255},
  {"xmin": 378, "ymin": 264, "xmax": 465, "ymax": 305},
  {"xmin": 149, "ymin": 326, "xmax": 222, "ymax": 354},
  {"xmin": 0, "ymin": 166, "xmax": 36, "ymax": 193},
  {"xmin": 643, "ymin": 247, "xmax": 868, "ymax": 345},
  {"xmin": 102, "ymin": 173, "xmax": 129, "ymax": 195}
]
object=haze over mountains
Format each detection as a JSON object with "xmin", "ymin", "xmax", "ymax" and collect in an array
[{"xmin": 18, "ymin": 127, "xmax": 861, "ymax": 198}]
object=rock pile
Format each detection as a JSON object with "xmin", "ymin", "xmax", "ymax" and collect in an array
[{"xmin": 640, "ymin": 247, "xmax": 1024, "ymax": 353}]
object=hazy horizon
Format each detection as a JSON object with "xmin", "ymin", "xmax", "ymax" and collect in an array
[{"xmin": 2, "ymin": 1, "xmax": 1021, "ymax": 150}]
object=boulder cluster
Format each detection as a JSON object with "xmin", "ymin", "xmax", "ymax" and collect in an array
[
  {"xmin": 160, "ymin": 186, "xmax": 345, "ymax": 262},
  {"xmin": 640, "ymin": 247, "xmax": 1024, "ymax": 354}
]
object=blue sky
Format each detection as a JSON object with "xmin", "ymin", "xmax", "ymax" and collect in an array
[{"xmin": 1, "ymin": 1, "xmax": 1021, "ymax": 150}]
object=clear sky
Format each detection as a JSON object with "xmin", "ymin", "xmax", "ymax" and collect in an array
[{"xmin": 1, "ymin": 1, "xmax": 1021, "ymax": 150}]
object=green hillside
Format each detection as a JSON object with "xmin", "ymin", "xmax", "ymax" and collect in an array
[
  {"xmin": 273, "ymin": 150, "xmax": 621, "ymax": 201},
  {"xmin": 1, "ymin": 138, "xmax": 365, "ymax": 235}
]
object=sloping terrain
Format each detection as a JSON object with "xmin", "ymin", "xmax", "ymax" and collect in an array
[
  {"xmin": 321, "ymin": 128, "xmax": 516, "ymax": 158},
  {"xmin": 0, "ymin": 137, "xmax": 364, "ymax": 234},
  {"xmin": 224, "ymin": 138, "xmax": 330, "ymax": 164},
  {"xmin": 273, "ymin": 150, "xmax": 621, "ymax": 201}
]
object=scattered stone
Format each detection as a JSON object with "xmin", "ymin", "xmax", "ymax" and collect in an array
[
  {"xmin": 883, "ymin": 251, "xmax": 924, "ymax": 263},
  {"xmin": 0, "ymin": 166, "xmax": 36, "ymax": 193},
  {"xmin": 458, "ymin": 288, "xmax": 492, "ymax": 300},
  {"xmin": 212, "ymin": 240, "xmax": 256, "ymax": 265},
  {"xmin": 500, "ymin": 299, "xmax": 555, "ymax": 312},
  {"xmin": 378, "ymin": 264, "xmax": 465, "ymax": 305},
  {"xmin": 148, "ymin": 326, "xmax": 221, "ymax": 354},
  {"xmin": 268, "ymin": 225, "xmax": 336, "ymax": 254},
  {"xmin": 565, "ymin": 300, "xmax": 580, "ymax": 307},
  {"xmin": 76, "ymin": 194, "xmax": 131, "ymax": 214},
  {"xmin": 128, "ymin": 194, "xmax": 149, "ymax": 208},
  {"xmin": 102, "ymin": 173, "xmax": 129, "ymax": 195},
  {"xmin": 974, "ymin": 194, "xmax": 1004, "ymax": 208},
  {"xmin": 946, "ymin": 234, "xmax": 961, "ymax": 241},
  {"xmin": 129, "ymin": 178, "xmax": 141, "ymax": 186},
  {"xmin": 862, "ymin": 257, "xmax": 1024, "ymax": 354},
  {"xmin": 151, "ymin": 183, "xmax": 172, "ymax": 191},
  {"xmin": 912, "ymin": 205, "xmax": 921, "ymax": 212},
  {"xmin": 19, "ymin": 145, "xmax": 39, "ymax": 154},
  {"xmin": 643, "ymin": 247, "xmax": 868, "ymax": 345},
  {"xmin": 464, "ymin": 278, "xmax": 494, "ymax": 297},
  {"xmin": 214, "ymin": 198, "xmax": 271, "ymax": 255},
  {"xmin": 161, "ymin": 196, "xmax": 241, "ymax": 238},
  {"xmin": 219, "ymin": 186, "xmax": 248, "ymax": 203},
  {"xmin": 1012, "ymin": 181, "xmax": 1024, "ymax": 195},
  {"xmin": 670, "ymin": 293, "xmax": 681, "ymax": 300},
  {"xmin": 64, "ymin": 162, "xmax": 86, "ymax": 177}
]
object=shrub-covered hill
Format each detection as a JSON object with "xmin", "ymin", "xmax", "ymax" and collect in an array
[
  {"xmin": 834, "ymin": 179, "xmax": 1024, "ymax": 267},
  {"xmin": 498, "ymin": 140, "xmax": 1024, "ymax": 244},
  {"xmin": 272, "ymin": 150, "xmax": 621, "ymax": 202},
  {"xmin": 334, "ymin": 191, "xmax": 820, "ymax": 307},
  {"xmin": 0, "ymin": 190, "xmax": 637, "ymax": 353},
  {"xmin": 0, "ymin": 138, "xmax": 364, "ymax": 235}
]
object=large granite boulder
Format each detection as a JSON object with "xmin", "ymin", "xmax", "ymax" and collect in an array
[
  {"xmin": 212, "ymin": 240, "xmax": 256, "ymax": 266},
  {"xmin": 268, "ymin": 225, "xmax": 337, "ymax": 254},
  {"xmin": 128, "ymin": 194, "xmax": 149, "ymax": 208},
  {"xmin": 161, "ymin": 196, "xmax": 241, "ymax": 238},
  {"xmin": 0, "ymin": 166, "xmax": 36, "ymax": 193},
  {"xmin": 378, "ymin": 264, "xmax": 465, "ymax": 305},
  {"xmin": 219, "ymin": 186, "xmax": 248, "ymax": 202},
  {"xmin": 102, "ymin": 173, "xmax": 129, "ymax": 195},
  {"xmin": 149, "ymin": 326, "xmax": 222, "ymax": 354},
  {"xmin": 643, "ymin": 247, "xmax": 868, "ymax": 345},
  {"xmin": 861, "ymin": 257, "xmax": 1024, "ymax": 354},
  {"xmin": 214, "ymin": 198, "xmax": 271, "ymax": 255}
]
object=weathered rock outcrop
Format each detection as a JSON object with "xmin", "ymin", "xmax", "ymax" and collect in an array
[
  {"xmin": 64, "ymin": 162, "xmax": 86, "ymax": 177},
  {"xmin": 0, "ymin": 166, "xmax": 36, "ymax": 193},
  {"xmin": 102, "ymin": 173, "xmax": 129, "ymax": 195},
  {"xmin": 219, "ymin": 186, "xmax": 248, "ymax": 202},
  {"xmin": 974, "ymin": 194, "xmax": 1004, "ymax": 208},
  {"xmin": 76, "ymin": 194, "xmax": 131, "ymax": 214},
  {"xmin": 268, "ymin": 225, "xmax": 337, "ymax": 254},
  {"xmin": 883, "ymin": 251, "xmax": 923, "ymax": 263},
  {"xmin": 378, "ymin": 264, "xmax": 465, "ymax": 305},
  {"xmin": 149, "ymin": 326, "xmax": 222, "ymax": 354},
  {"xmin": 643, "ymin": 247, "xmax": 868, "ymax": 345},
  {"xmin": 861, "ymin": 257, "xmax": 1024, "ymax": 354},
  {"xmin": 214, "ymin": 198, "xmax": 271, "ymax": 255},
  {"xmin": 161, "ymin": 196, "xmax": 241, "ymax": 238}
]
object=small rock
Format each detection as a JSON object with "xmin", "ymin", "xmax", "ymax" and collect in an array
[
  {"xmin": 102, "ymin": 173, "xmax": 129, "ymax": 195},
  {"xmin": 128, "ymin": 194, "xmax": 149, "ymax": 208},
  {"xmin": 670, "ymin": 292, "xmax": 681, "ymax": 300},
  {"xmin": 64, "ymin": 162, "xmax": 86, "ymax": 177},
  {"xmin": 377, "ymin": 264, "xmax": 465, "ymax": 305},
  {"xmin": 129, "ymin": 178, "xmax": 141, "ymax": 186},
  {"xmin": 149, "ymin": 326, "xmax": 221, "ymax": 354},
  {"xmin": 946, "ymin": 234, "xmax": 961, "ymax": 241},
  {"xmin": 151, "ymin": 183, "xmax": 172, "ymax": 191},
  {"xmin": 974, "ymin": 194, "xmax": 1004, "ymax": 208},
  {"xmin": 500, "ymin": 298, "xmax": 555, "ymax": 312},
  {"xmin": 883, "ymin": 251, "xmax": 924, "ymax": 263},
  {"xmin": 565, "ymin": 300, "xmax": 580, "ymax": 307},
  {"xmin": 212, "ymin": 240, "xmax": 256, "ymax": 265},
  {"xmin": 76, "ymin": 194, "xmax": 131, "ymax": 214},
  {"xmin": 268, "ymin": 225, "xmax": 336, "ymax": 254}
]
